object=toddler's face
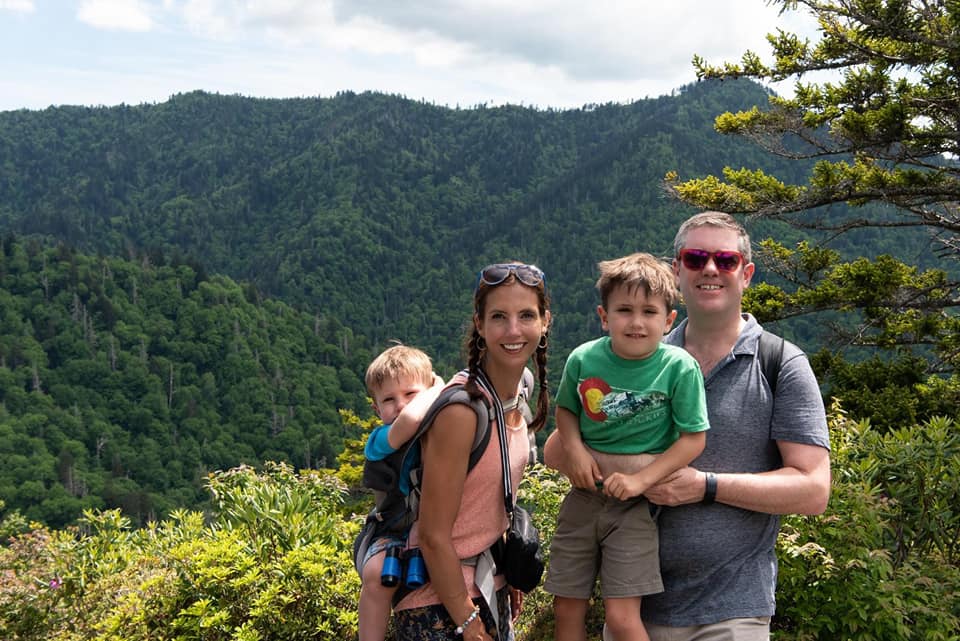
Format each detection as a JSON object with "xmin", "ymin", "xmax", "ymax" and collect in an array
[{"xmin": 372, "ymin": 376, "xmax": 430, "ymax": 424}]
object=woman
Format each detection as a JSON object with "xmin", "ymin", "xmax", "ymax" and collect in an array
[{"xmin": 393, "ymin": 262, "xmax": 552, "ymax": 641}]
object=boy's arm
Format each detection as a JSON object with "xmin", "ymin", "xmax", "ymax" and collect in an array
[
  {"xmin": 555, "ymin": 406, "xmax": 603, "ymax": 490},
  {"xmin": 602, "ymin": 430, "xmax": 706, "ymax": 501},
  {"xmin": 386, "ymin": 374, "xmax": 445, "ymax": 450}
]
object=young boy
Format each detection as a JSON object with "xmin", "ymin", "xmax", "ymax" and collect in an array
[
  {"xmin": 544, "ymin": 252, "xmax": 710, "ymax": 641},
  {"xmin": 358, "ymin": 344, "xmax": 444, "ymax": 641}
]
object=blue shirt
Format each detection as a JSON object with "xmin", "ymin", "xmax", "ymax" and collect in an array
[{"xmin": 364, "ymin": 423, "xmax": 419, "ymax": 496}]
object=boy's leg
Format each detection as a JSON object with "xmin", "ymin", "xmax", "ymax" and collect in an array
[
  {"xmin": 598, "ymin": 497, "xmax": 659, "ymax": 641},
  {"xmin": 358, "ymin": 545, "xmax": 398, "ymax": 641},
  {"xmin": 598, "ymin": 496, "xmax": 662, "ymax": 596},
  {"xmin": 546, "ymin": 489, "xmax": 606, "ymax": 641},
  {"xmin": 604, "ymin": 596, "xmax": 649, "ymax": 641},
  {"xmin": 608, "ymin": 617, "xmax": 772, "ymax": 641},
  {"xmin": 554, "ymin": 596, "xmax": 590, "ymax": 641}
]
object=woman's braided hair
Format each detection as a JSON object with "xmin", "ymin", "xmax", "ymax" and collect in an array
[{"xmin": 463, "ymin": 267, "xmax": 551, "ymax": 432}]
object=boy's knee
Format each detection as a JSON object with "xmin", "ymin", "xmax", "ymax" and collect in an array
[
  {"xmin": 361, "ymin": 578, "xmax": 396, "ymax": 600},
  {"xmin": 602, "ymin": 598, "xmax": 644, "ymax": 638},
  {"xmin": 554, "ymin": 595, "xmax": 589, "ymax": 620},
  {"xmin": 362, "ymin": 558, "xmax": 384, "ymax": 585}
]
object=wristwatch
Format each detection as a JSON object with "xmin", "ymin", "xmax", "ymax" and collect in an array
[{"xmin": 702, "ymin": 472, "xmax": 718, "ymax": 505}]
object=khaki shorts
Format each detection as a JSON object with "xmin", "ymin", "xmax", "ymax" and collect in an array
[
  {"xmin": 604, "ymin": 617, "xmax": 772, "ymax": 641},
  {"xmin": 544, "ymin": 487, "xmax": 662, "ymax": 599}
]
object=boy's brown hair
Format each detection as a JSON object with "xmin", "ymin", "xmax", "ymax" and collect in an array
[
  {"xmin": 364, "ymin": 344, "xmax": 434, "ymax": 398},
  {"xmin": 596, "ymin": 252, "xmax": 680, "ymax": 311}
]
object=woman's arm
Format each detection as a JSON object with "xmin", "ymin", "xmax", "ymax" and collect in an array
[{"xmin": 416, "ymin": 402, "xmax": 493, "ymax": 641}]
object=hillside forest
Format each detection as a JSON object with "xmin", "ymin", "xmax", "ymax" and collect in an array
[
  {"xmin": 0, "ymin": 80, "xmax": 949, "ymax": 526},
  {"xmin": 1, "ymin": 38, "xmax": 959, "ymax": 639}
]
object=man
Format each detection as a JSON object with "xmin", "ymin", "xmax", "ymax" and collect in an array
[{"xmin": 543, "ymin": 211, "xmax": 831, "ymax": 641}]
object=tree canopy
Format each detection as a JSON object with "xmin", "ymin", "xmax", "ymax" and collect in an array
[
  {"xmin": 667, "ymin": 0, "xmax": 960, "ymax": 383},
  {"xmin": 0, "ymin": 237, "xmax": 370, "ymax": 528}
]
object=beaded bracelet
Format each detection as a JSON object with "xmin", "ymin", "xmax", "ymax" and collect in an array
[{"xmin": 455, "ymin": 606, "xmax": 480, "ymax": 635}]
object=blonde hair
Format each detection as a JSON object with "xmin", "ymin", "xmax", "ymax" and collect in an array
[
  {"xmin": 596, "ymin": 252, "xmax": 679, "ymax": 311},
  {"xmin": 365, "ymin": 344, "xmax": 434, "ymax": 397}
]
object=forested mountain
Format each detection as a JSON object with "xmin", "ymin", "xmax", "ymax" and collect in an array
[
  {"xmin": 0, "ymin": 79, "xmax": 928, "ymax": 526},
  {"xmin": 0, "ymin": 238, "xmax": 372, "ymax": 527},
  {"xmin": 1, "ymin": 80, "xmax": 821, "ymax": 368}
]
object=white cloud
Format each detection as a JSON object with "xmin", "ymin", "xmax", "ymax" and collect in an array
[
  {"xmin": 0, "ymin": 0, "xmax": 34, "ymax": 12},
  {"xmin": 158, "ymin": 0, "xmax": 808, "ymax": 97},
  {"xmin": 0, "ymin": 1, "xmax": 829, "ymax": 111},
  {"xmin": 77, "ymin": 0, "xmax": 154, "ymax": 32}
]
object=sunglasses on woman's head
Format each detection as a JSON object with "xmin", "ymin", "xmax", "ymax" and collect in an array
[
  {"xmin": 678, "ymin": 249, "xmax": 745, "ymax": 273},
  {"xmin": 477, "ymin": 263, "xmax": 546, "ymax": 289}
]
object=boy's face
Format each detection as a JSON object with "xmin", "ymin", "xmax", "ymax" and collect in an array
[
  {"xmin": 371, "ymin": 375, "xmax": 431, "ymax": 424},
  {"xmin": 598, "ymin": 284, "xmax": 677, "ymax": 360}
]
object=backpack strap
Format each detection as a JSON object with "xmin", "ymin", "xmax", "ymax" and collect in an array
[
  {"xmin": 504, "ymin": 366, "xmax": 537, "ymax": 464},
  {"xmin": 401, "ymin": 381, "xmax": 491, "ymax": 479},
  {"xmin": 758, "ymin": 330, "xmax": 786, "ymax": 395},
  {"xmin": 400, "ymin": 377, "xmax": 492, "ymax": 517},
  {"xmin": 387, "ymin": 375, "xmax": 493, "ymax": 608}
]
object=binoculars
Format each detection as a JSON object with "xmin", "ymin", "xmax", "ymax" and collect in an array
[{"xmin": 381, "ymin": 547, "xmax": 428, "ymax": 588}]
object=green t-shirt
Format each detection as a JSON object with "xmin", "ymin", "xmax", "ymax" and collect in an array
[{"xmin": 555, "ymin": 337, "xmax": 709, "ymax": 454}]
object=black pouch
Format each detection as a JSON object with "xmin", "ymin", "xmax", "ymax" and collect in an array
[{"xmin": 493, "ymin": 506, "xmax": 544, "ymax": 593}]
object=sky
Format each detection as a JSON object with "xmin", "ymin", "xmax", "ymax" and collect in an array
[{"xmin": 0, "ymin": 0, "xmax": 820, "ymax": 113}]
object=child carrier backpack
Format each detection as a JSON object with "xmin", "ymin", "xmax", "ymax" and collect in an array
[{"xmin": 352, "ymin": 368, "xmax": 535, "ymax": 577}]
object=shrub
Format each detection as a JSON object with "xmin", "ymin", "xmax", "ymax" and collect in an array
[
  {"xmin": 0, "ymin": 464, "xmax": 361, "ymax": 641},
  {"xmin": 774, "ymin": 403, "xmax": 960, "ymax": 640}
]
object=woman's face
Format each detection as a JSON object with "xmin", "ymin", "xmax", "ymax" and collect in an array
[{"xmin": 475, "ymin": 281, "xmax": 549, "ymax": 371}]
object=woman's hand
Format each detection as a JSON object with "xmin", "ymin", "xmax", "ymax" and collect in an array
[{"xmin": 463, "ymin": 616, "xmax": 494, "ymax": 641}]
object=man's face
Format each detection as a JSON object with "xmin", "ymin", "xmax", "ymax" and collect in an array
[{"xmin": 673, "ymin": 226, "xmax": 754, "ymax": 317}]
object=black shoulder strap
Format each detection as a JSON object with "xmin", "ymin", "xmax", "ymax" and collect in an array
[
  {"xmin": 399, "ymin": 378, "xmax": 492, "ymax": 489},
  {"xmin": 758, "ymin": 330, "xmax": 786, "ymax": 395}
]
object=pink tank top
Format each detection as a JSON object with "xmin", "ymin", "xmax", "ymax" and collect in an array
[{"xmin": 395, "ymin": 380, "xmax": 530, "ymax": 611}]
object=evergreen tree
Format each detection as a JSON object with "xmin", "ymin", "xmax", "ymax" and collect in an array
[{"xmin": 666, "ymin": 0, "xmax": 960, "ymax": 419}]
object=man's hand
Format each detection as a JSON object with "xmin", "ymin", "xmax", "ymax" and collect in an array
[{"xmin": 643, "ymin": 466, "xmax": 704, "ymax": 506}]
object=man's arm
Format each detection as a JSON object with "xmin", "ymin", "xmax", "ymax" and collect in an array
[
  {"xmin": 602, "ymin": 430, "xmax": 706, "ymax": 501},
  {"xmin": 541, "ymin": 429, "xmax": 569, "ymax": 474},
  {"xmin": 644, "ymin": 440, "xmax": 830, "ymax": 515}
]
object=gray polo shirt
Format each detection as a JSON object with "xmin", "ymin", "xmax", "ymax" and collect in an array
[{"xmin": 642, "ymin": 314, "xmax": 830, "ymax": 626}]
